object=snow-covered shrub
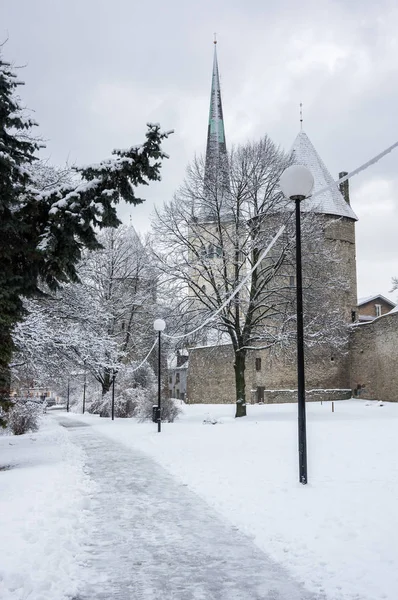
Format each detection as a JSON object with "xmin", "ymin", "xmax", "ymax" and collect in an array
[
  {"xmin": 87, "ymin": 394, "xmax": 104, "ymax": 416},
  {"xmin": 203, "ymin": 415, "xmax": 219, "ymax": 425},
  {"xmin": 8, "ymin": 399, "xmax": 42, "ymax": 435},
  {"xmin": 137, "ymin": 395, "xmax": 181, "ymax": 423},
  {"xmin": 88, "ymin": 363, "xmax": 158, "ymax": 419},
  {"xmin": 91, "ymin": 389, "xmax": 139, "ymax": 418}
]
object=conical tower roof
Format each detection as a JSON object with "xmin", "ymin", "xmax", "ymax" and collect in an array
[{"xmin": 292, "ymin": 131, "xmax": 358, "ymax": 220}]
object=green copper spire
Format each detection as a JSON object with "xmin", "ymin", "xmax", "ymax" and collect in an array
[{"xmin": 203, "ymin": 40, "xmax": 230, "ymax": 209}]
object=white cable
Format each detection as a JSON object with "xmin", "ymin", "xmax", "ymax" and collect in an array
[
  {"xmin": 312, "ymin": 139, "xmax": 398, "ymax": 200},
  {"xmin": 163, "ymin": 225, "xmax": 286, "ymax": 340},
  {"xmin": 129, "ymin": 338, "xmax": 158, "ymax": 372}
]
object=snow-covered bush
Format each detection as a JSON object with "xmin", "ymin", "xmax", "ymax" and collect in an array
[
  {"xmin": 88, "ymin": 362, "xmax": 158, "ymax": 419},
  {"xmin": 8, "ymin": 399, "xmax": 42, "ymax": 435},
  {"xmin": 137, "ymin": 395, "xmax": 181, "ymax": 423},
  {"xmin": 91, "ymin": 389, "xmax": 140, "ymax": 418}
]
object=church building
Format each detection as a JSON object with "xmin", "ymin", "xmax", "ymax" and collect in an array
[{"xmin": 183, "ymin": 43, "xmax": 398, "ymax": 405}]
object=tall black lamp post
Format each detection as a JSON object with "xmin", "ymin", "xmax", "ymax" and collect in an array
[
  {"xmin": 82, "ymin": 360, "xmax": 87, "ymax": 414},
  {"xmin": 153, "ymin": 318, "xmax": 166, "ymax": 433},
  {"xmin": 279, "ymin": 164, "xmax": 314, "ymax": 485}
]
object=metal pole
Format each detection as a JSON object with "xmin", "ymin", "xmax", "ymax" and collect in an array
[
  {"xmin": 82, "ymin": 364, "xmax": 86, "ymax": 414},
  {"xmin": 111, "ymin": 371, "xmax": 115, "ymax": 421},
  {"xmin": 295, "ymin": 196, "xmax": 308, "ymax": 485},
  {"xmin": 67, "ymin": 377, "xmax": 70, "ymax": 413},
  {"xmin": 157, "ymin": 330, "xmax": 161, "ymax": 433}
]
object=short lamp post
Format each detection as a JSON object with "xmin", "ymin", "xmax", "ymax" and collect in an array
[
  {"xmin": 279, "ymin": 164, "xmax": 314, "ymax": 485},
  {"xmin": 153, "ymin": 319, "xmax": 166, "ymax": 433},
  {"xmin": 66, "ymin": 376, "xmax": 70, "ymax": 413},
  {"xmin": 111, "ymin": 370, "xmax": 116, "ymax": 421}
]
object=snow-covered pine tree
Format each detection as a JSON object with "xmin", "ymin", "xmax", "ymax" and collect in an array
[{"xmin": 0, "ymin": 52, "xmax": 171, "ymax": 426}]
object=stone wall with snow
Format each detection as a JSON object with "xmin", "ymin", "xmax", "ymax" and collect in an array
[
  {"xmin": 350, "ymin": 310, "xmax": 398, "ymax": 402},
  {"xmin": 187, "ymin": 342, "xmax": 351, "ymax": 404}
]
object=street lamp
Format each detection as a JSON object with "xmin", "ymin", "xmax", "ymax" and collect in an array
[
  {"xmin": 279, "ymin": 164, "xmax": 314, "ymax": 485},
  {"xmin": 66, "ymin": 376, "xmax": 70, "ymax": 413},
  {"xmin": 82, "ymin": 361, "xmax": 87, "ymax": 414},
  {"xmin": 111, "ymin": 370, "xmax": 116, "ymax": 421},
  {"xmin": 153, "ymin": 318, "xmax": 166, "ymax": 433}
]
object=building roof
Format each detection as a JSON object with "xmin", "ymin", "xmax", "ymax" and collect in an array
[
  {"xmin": 291, "ymin": 131, "xmax": 358, "ymax": 221},
  {"xmin": 358, "ymin": 294, "xmax": 396, "ymax": 307}
]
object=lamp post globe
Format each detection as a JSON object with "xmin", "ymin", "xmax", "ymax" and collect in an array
[
  {"xmin": 153, "ymin": 318, "xmax": 166, "ymax": 432},
  {"xmin": 153, "ymin": 318, "xmax": 166, "ymax": 332},
  {"xmin": 279, "ymin": 164, "xmax": 314, "ymax": 201},
  {"xmin": 279, "ymin": 164, "xmax": 314, "ymax": 485}
]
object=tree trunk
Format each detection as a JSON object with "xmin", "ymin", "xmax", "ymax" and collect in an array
[
  {"xmin": 234, "ymin": 349, "xmax": 247, "ymax": 418},
  {"xmin": 0, "ymin": 327, "xmax": 14, "ymax": 427},
  {"xmin": 102, "ymin": 368, "xmax": 112, "ymax": 395}
]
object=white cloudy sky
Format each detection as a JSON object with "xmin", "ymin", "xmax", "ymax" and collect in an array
[{"xmin": 2, "ymin": 0, "xmax": 398, "ymax": 301}]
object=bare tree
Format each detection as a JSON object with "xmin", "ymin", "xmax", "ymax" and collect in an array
[
  {"xmin": 12, "ymin": 224, "xmax": 158, "ymax": 398},
  {"xmin": 80, "ymin": 225, "xmax": 158, "ymax": 394},
  {"xmin": 152, "ymin": 136, "xmax": 349, "ymax": 417}
]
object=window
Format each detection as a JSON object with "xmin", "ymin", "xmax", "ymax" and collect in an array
[
  {"xmin": 255, "ymin": 358, "xmax": 262, "ymax": 371},
  {"xmin": 351, "ymin": 310, "xmax": 357, "ymax": 323},
  {"xmin": 175, "ymin": 372, "xmax": 180, "ymax": 384},
  {"xmin": 207, "ymin": 244, "xmax": 222, "ymax": 259},
  {"xmin": 169, "ymin": 376, "xmax": 172, "ymax": 384},
  {"xmin": 289, "ymin": 275, "xmax": 295, "ymax": 287},
  {"xmin": 375, "ymin": 304, "xmax": 382, "ymax": 317},
  {"xmin": 207, "ymin": 244, "xmax": 216, "ymax": 259}
]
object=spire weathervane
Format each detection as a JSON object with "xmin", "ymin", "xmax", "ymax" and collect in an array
[
  {"xmin": 214, "ymin": 32, "xmax": 217, "ymax": 44},
  {"xmin": 300, "ymin": 102, "xmax": 303, "ymax": 131}
]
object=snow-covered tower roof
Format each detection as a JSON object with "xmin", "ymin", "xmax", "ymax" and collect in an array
[{"xmin": 291, "ymin": 131, "xmax": 358, "ymax": 221}]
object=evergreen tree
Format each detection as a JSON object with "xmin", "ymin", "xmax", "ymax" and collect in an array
[{"xmin": 0, "ymin": 53, "xmax": 171, "ymax": 425}]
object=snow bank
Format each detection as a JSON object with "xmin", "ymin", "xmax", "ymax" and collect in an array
[{"xmin": 0, "ymin": 417, "xmax": 96, "ymax": 600}]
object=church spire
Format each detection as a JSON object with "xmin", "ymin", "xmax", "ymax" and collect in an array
[{"xmin": 203, "ymin": 40, "xmax": 229, "ymax": 207}]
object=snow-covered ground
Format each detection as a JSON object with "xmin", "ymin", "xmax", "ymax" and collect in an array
[
  {"xmin": 82, "ymin": 399, "xmax": 398, "ymax": 600},
  {"xmin": 1, "ymin": 399, "xmax": 397, "ymax": 600},
  {"xmin": 0, "ymin": 416, "xmax": 97, "ymax": 600}
]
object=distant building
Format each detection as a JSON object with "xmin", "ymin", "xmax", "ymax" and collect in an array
[
  {"xmin": 11, "ymin": 386, "xmax": 58, "ymax": 405},
  {"xmin": 357, "ymin": 295, "xmax": 396, "ymax": 322},
  {"xmin": 168, "ymin": 351, "xmax": 189, "ymax": 401}
]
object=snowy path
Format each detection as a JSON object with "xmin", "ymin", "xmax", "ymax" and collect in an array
[{"xmin": 56, "ymin": 417, "xmax": 322, "ymax": 600}]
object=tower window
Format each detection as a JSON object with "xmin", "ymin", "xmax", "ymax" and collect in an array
[
  {"xmin": 289, "ymin": 276, "xmax": 295, "ymax": 287},
  {"xmin": 255, "ymin": 358, "xmax": 262, "ymax": 371}
]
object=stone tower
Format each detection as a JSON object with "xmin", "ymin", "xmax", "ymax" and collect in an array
[{"xmin": 291, "ymin": 131, "xmax": 358, "ymax": 324}]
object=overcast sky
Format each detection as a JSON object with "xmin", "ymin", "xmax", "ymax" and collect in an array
[{"xmin": 2, "ymin": 0, "xmax": 397, "ymax": 301}]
